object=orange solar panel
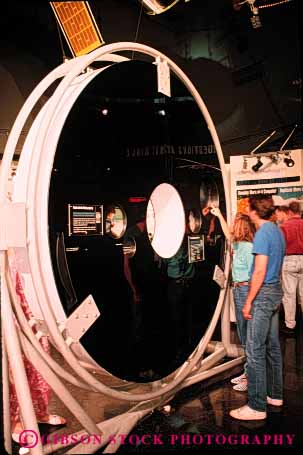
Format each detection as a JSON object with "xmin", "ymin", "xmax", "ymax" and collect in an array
[{"xmin": 50, "ymin": 1, "xmax": 104, "ymax": 57}]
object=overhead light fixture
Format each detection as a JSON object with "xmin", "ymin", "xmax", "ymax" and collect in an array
[
  {"xmin": 252, "ymin": 157, "xmax": 263, "ymax": 172},
  {"xmin": 235, "ymin": 0, "xmax": 261, "ymax": 28},
  {"xmin": 139, "ymin": 0, "xmax": 181, "ymax": 15},
  {"xmin": 271, "ymin": 153, "xmax": 280, "ymax": 165},
  {"xmin": 284, "ymin": 153, "xmax": 295, "ymax": 167},
  {"xmin": 279, "ymin": 125, "xmax": 298, "ymax": 167},
  {"xmin": 248, "ymin": 0, "xmax": 262, "ymax": 28},
  {"xmin": 235, "ymin": 0, "xmax": 293, "ymax": 29},
  {"xmin": 247, "ymin": 0, "xmax": 259, "ymax": 14},
  {"xmin": 250, "ymin": 14, "xmax": 262, "ymax": 28}
]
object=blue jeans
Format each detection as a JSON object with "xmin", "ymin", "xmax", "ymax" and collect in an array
[
  {"xmin": 233, "ymin": 285, "xmax": 249, "ymax": 373},
  {"xmin": 246, "ymin": 283, "xmax": 283, "ymax": 412}
]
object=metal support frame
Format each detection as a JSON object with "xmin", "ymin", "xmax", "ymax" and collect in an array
[{"xmin": 0, "ymin": 42, "xmax": 242, "ymax": 454}]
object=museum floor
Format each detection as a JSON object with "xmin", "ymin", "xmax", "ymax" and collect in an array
[
  {"xmin": 11, "ymin": 313, "xmax": 303, "ymax": 454},
  {"xmin": 118, "ymin": 317, "xmax": 303, "ymax": 453}
]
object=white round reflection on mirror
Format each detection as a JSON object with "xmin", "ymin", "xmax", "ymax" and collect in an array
[{"xmin": 147, "ymin": 183, "xmax": 185, "ymax": 258}]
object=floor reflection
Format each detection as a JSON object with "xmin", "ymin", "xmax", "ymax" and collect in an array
[
  {"xmin": 118, "ymin": 317, "xmax": 303, "ymax": 453},
  {"xmin": 11, "ymin": 316, "xmax": 303, "ymax": 454}
]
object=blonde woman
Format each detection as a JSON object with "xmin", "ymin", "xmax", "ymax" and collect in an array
[{"xmin": 211, "ymin": 208, "xmax": 255, "ymax": 391}]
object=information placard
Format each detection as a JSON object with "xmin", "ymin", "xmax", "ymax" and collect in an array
[
  {"xmin": 187, "ymin": 235, "xmax": 205, "ymax": 263},
  {"xmin": 68, "ymin": 204, "xmax": 103, "ymax": 236}
]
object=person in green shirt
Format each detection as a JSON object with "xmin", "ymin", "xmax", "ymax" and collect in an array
[{"xmin": 162, "ymin": 237, "xmax": 195, "ymax": 365}]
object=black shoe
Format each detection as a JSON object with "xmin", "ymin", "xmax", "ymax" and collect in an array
[{"xmin": 281, "ymin": 326, "xmax": 295, "ymax": 335}]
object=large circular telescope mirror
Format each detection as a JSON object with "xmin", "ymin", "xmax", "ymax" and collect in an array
[
  {"xmin": 3, "ymin": 43, "xmax": 230, "ymax": 399},
  {"xmin": 147, "ymin": 183, "xmax": 185, "ymax": 258}
]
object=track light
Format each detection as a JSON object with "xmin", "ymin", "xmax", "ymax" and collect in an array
[
  {"xmin": 139, "ymin": 0, "xmax": 181, "ymax": 15},
  {"xmin": 250, "ymin": 14, "xmax": 262, "ymax": 28},
  {"xmin": 235, "ymin": 0, "xmax": 262, "ymax": 28},
  {"xmin": 271, "ymin": 153, "xmax": 280, "ymax": 164},
  {"xmin": 252, "ymin": 157, "xmax": 263, "ymax": 172},
  {"xmin": 284, "ymin": 154, "xmax": 295, "ymax": 167},
  {"xmin": 248, "ymin": 0, "xmax": 259, "ymax": 15}
]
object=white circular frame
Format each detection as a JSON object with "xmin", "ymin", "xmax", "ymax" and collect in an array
[{"xmin": 0, "ymin": 42, "xmax": 231, "ymax": 401}]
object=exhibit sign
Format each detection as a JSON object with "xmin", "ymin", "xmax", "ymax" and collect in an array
[
  {"xmin": 230, "ymin": 149, "xmax": 303, "ymax": 217},
  {"xmin": 187, "ymin": 235, "xmax": 205, "ymax": 263},
  {"xmin": 237, "ymin": 185, "xmax": 303, "ymax": 214},
  {"xmin": 68, "ymin": 204, "xmax": 103, "ymax": 236}
]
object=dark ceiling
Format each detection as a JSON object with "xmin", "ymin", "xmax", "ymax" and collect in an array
[
  {"xmin": 0, "ymin": 1, "xmax": 230, "ymax": 66},
  {"xmin": 0, "ymin": 1, "xmax": 300, "ymax": 67}
]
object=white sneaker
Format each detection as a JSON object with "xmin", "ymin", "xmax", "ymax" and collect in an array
[
  {"xmin": 230, "ymin": 404, "xmax": 267, "ymax": 420},
  {"xmin": 267, "ymin": 396, "xmax": 283, "ymax": 406},
  {"xmin": 231, "ymin": 373, "xmax": 246, "ymax": 384},
  {"xmin": 233, "ymin": 380, "xmax": 248, "ymax": 392},
  {"xmin": 19, "ymin": 449, "xmax": 29, "ymax": 455}
]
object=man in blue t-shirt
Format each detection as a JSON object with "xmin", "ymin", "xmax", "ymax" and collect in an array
[{"xmin": 230, "ymin": 195, "xmax": 285, "ymax": 421}]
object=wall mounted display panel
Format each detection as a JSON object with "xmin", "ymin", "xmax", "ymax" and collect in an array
[
  {"xmin": 230, "ymin": 149, "xmax": 303, "ymax": 217},
  {"xmin": 68, "ymin": 203, "xmax": 103, "ymax": 236}
]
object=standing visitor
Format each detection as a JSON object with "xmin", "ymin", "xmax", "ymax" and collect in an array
[
  {"xmin": 230, "ymin": 195, "xmax": 285, "ymax": 420},
  {"xmin": 211, "ymin": 208, "xmax": 255, "ymax": 392},
  {"xmin": 279, "ymin": 202, "xmax": 303, "ymax": 334}
]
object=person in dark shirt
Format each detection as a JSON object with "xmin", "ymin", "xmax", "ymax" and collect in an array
[
  {"xmin": 123, "ymin": 214, "xmax": 163, "ymax": 378},
  {"xmin": 161, "ymin": 233, "xmax": 195, "ymax": 365},
  {"xmin": 279, "ymin": 201, "xmax": 303, "ymax": 334},
  {"xmin": 80, "ymin": 231, "xmax": 133, "ymax": 379}
]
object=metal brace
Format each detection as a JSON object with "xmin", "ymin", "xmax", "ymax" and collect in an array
[
  {"xmin": 154, "ymin": 56, "xmax": 171, "ymax": 97},
  {"xmin": 63, "ymin": 294, "xmax": 100, "ymax": 344}
]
